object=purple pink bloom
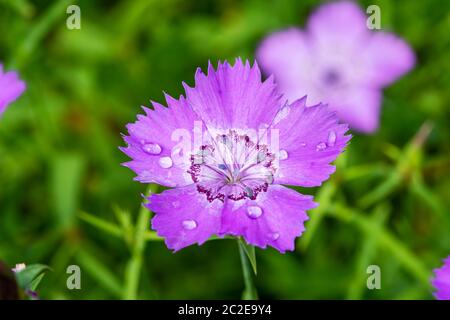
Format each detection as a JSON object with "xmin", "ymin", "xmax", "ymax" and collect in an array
[
  {"xmin": 257, "ymin": 1, "xmax": 415, "ymax": 133},
  {"xmin": 432, "ymin": 255, "xmax": 450, "ymax": 300},
  {"xmin": 0, "ymin": 63, "xmax": 26, "ymax": 116},
  {"xmin": 121, "ymin": 59, "xmax": 350, "ymax": 252}
]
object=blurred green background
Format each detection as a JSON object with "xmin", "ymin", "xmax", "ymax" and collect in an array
[{"xmin": 0, "ymin": 0, "xmax": 449, "ymax": 299}]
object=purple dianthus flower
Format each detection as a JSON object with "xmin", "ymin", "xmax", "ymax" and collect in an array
[
  {"xmin": 432, "ymin": 255, "xmax": 450, "ymax": 300},
  {"xmin": 257, "ymin": 1, "xmax": 415, "ymax": 133},
  {"xmin": 0, "ymin": 63, "xmax": 26, "ymax": 116},
  {"xmin": 121, "ymin": 59, "xmax": 350, "ymax": 252}
]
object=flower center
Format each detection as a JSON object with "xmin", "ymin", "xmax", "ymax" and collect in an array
[
  {"xmin": 188, "ymin": 130, "xmax": 276, "ymax": 202},
  {"xmin": 321, "ymin": 68, "xmax": 341, "ymax": 87}
]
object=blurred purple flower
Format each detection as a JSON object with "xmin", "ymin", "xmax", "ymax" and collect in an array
[
  {"xmin": 432, "ymin": 255, "xmax": 450, "ymax": 300},
  {"xmin": 0, "ymin": 63, "xmax": 26, "ymax": 116},
  {"xmin": 257, "ymin": 1, "xmax": 415, "ymax": 133},
  {"xmin": 121, "ymin": 59, "xmax": 350, "ymax": 252}
]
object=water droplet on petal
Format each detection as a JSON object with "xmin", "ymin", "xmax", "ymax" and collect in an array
[
  {"xmin": 159, "ymin": 156, "xmax": 173, "ymax": 168},
  {"xmin": 142, "ymin": 143, "xmax": 162, "ymax": 155},
  {"xmin": 182, "ymin": 219, "xmax": 197, "ymax": 230},
  {"xmin": 300, "ymin": 142, "xmax": 307, "ymax": 147},
  {"xmin": 316, "ymin": 142, "xmax": 327, "ymax": 151},
  {"xmin": 172, "ymin": 201, "xmax": 180, "ymax": 208},
  {"xmin": 327, "ymin": 131, "xmax": 336, "ymax": 147},
  {"xmin": 247, "ymin": 206, "xmax": 263, "ymax": 219},
  {"xmin": 279, "ymin": 149, "xmax": 288, "ymax": 160},
  {"xmin": 270, "ymin": 232, "xmax": 280, "ymax": 240}
]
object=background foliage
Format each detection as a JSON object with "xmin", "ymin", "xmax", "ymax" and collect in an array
[{"xmin": 0, "ymin": 0, "xmax": 449, "ymax": 299}]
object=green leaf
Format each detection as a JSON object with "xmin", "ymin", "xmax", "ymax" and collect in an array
[
  {"xmin": 329, "ymin": 204, "xmax": 430, "ymax": 286},
  {"xmin": 300, "ymin": 181, "xmax": 336, "ymax": 251},
  {"xmin": 238, "ymin": 238, "xmax": 257, "ymax": 275},
  {"xmin": 76, "ymin": 250, "xmax": 122, "ymax": 297},
  {"xmin": 113, "ymin": 205, "xmax": 134, "ymax": 246},
  {"xmin": 0, "ymin": 0, "xmax": 33, "ymax": 17},
  {"xmin": 410, "ymin": 171, "xmax": 449, "ymax": 224},
  {"xmin": 144, "ymin": 231, "xmax": 163, "ymax": 241},
  {"xmin": 79, "ymin": 210, "xmax": 164, "ymax": 243},
  {"xmin": 15, "ymin": 264, "xmax": 51, "ymax": 291},
  {"xmin": 29, "ymin": 273, "xmax": 46, "ymax": 291},
  {"xmin": 358, "ymin": 171, "xmax": 402, "ymax": 208},
  {"xmin": 78, "ymin": 211, "xmax": 122, "ymax": 238},
  {"xmin": 123, "ymin": 185, "xmax": 155, "ymax": 300},
  {"xmin": 51, "ymin": 154, "xmax": 85, "ymax": 229},
  {"xmin": 346, "ymin": 204, "xmax": 389, "ymax": 299},
  {"xmin": 13, "ymin": 0, "xmax": 73, "ymax": 68}
]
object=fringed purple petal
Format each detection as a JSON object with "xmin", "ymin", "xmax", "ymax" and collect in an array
[
  {"xmin": 147, "ymin": 185, "xmax": 223, "ymax": 251},
  {"xmin": 185, "ymin": 58, "xmax": 281, "ymax": 130},
  {"xmin": 121, "ymin": 94, "xmax": 203, "ymax": 187},
  {"xmin": 219, "ymin": 185, "xmax": 317, "ymax": 253},
  {"xmin": 432, "ymin": 256, "xmax": 450, "ymax": 300},
  {"xmin": 272, "ymin": 98, "xmax": 351, "ymax": 187}
]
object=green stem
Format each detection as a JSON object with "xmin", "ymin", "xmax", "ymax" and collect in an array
[
  {"xmin": 123, "ymin": 185, "xmax": 154, "ymax": 299},
  {"xmin": 238, "ymin": 240, "xmax": 258, "ymax": 300}
]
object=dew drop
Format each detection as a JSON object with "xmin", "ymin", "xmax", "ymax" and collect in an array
[
  {"xmin": 182, "ymin": 219, "xmax": 197, "ymax": 230},
  {"xmin": 247, "ymin": 206, "xmax": 263, "ymax": 219},
  {"xmin": 159, "ymin": 156, "xmax": 173, "ymax": 168},
  {"xmin": 316, "ymin": 142, "xmax": 327, "ymax": 151},
  {"xmin": 300, "ymin": 142, "xmax": 307, "ymax": 147},
  {"xmin": 327, "ymin": 131, "xmax": 336, "ymax": 147},
  {"xmin": 270, "ymin": 232, "xmax": 280, "ymax": 240},
  {"xmin": 142, "ymin": 143, "xmax": 162, "ymax": 155},
  {"xmin": 172, "ymin": 201, "xmax": 180, "ymax": 208},
  {"xmin": 279, "ymin": 149, "xmax": 288, "ymax": 160}
]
